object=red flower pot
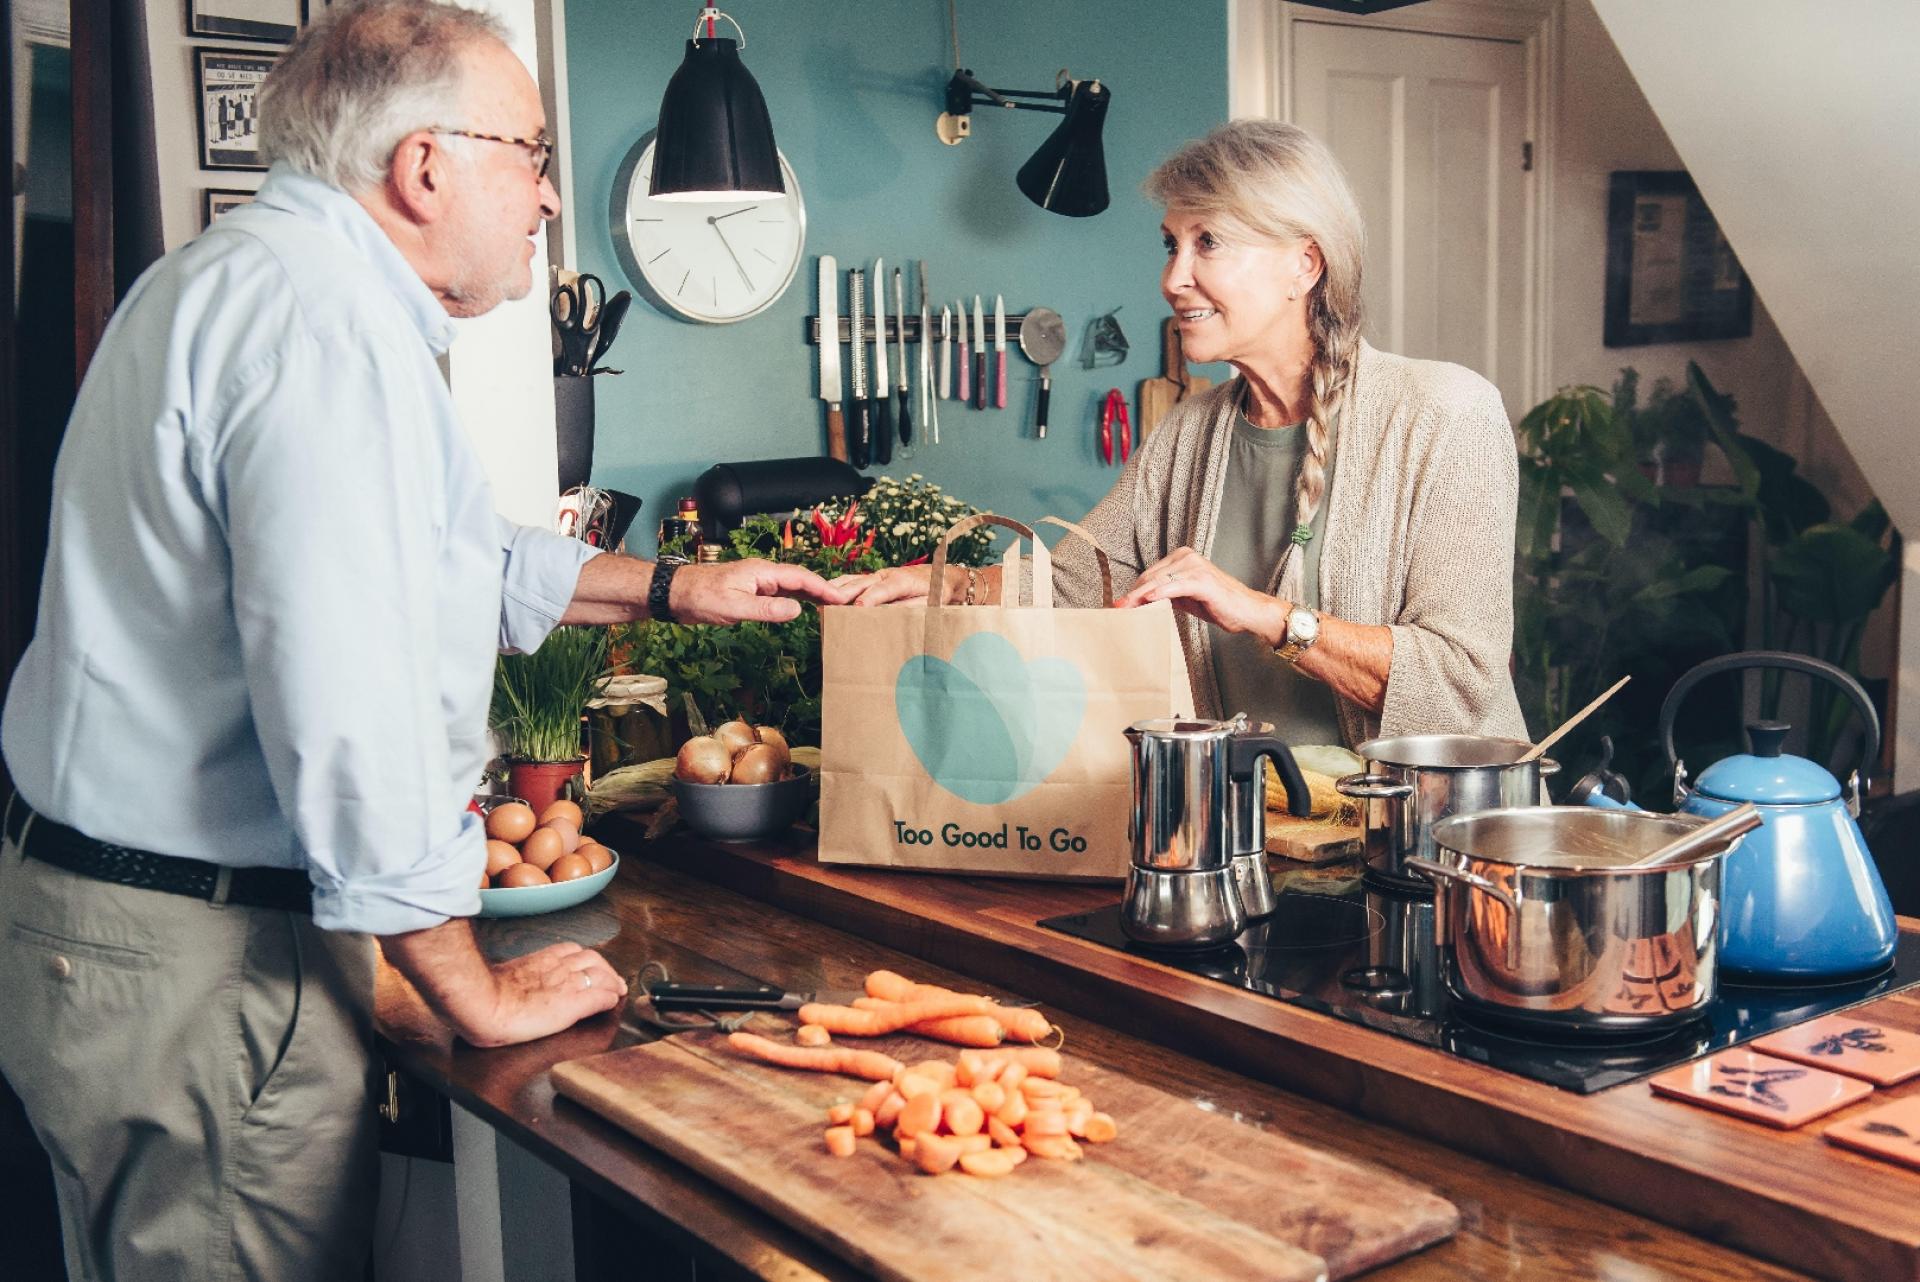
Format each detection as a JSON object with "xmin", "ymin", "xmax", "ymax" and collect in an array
[{"xmin": 508, "ymin": 758, "xmax": 586, "ymax": 817}]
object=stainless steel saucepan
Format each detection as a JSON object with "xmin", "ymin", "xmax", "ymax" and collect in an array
[
  {"xmin": 1408, "ymin": 806, "xmax": 1746, "ymax": 1034},
  {"xmin": 1337, "ymin": 735, "xmax": 1558, "ymax": 890}
]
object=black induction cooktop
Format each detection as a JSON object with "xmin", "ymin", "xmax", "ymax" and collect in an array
[{"xmin": 1040, "ymin": 880, "xmax": 1920, "ymax": 1093}]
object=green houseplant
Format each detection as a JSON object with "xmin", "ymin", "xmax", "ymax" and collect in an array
[
  {"xmin": 1687, "ymin": 363, "xmax": 1898, "ymax": 768},
  {"xmin": 1513, "ymin": 380, "xmax": 1742, "ymax": 800},
  {"xmin": 618, "ymin": 477, "xmax": 999, "ymax": 749},
  {"xmin": 491, "ymin": 624, "xmax": 613, "ymax": 813}
]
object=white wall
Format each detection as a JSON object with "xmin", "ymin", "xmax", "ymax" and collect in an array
[{"xmin": 1589, "ymin": 0, "xmax": 1920, "ymax": 785}]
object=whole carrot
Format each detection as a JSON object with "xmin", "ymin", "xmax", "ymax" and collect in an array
[
  {"xmin": 907, "ymin": 1015, "xmax": 1005, "ymax": 1048},
  {"xmin": 797, "ymin": 995, "xmax": 996, "ymax": 1037},
  {"xmin": 865, "ymin": 971, "xmax": 1053, "ymax": 1044},
  {"xmin": 725, "ymin": 1031, "xmax": 902, "ymax": 1081}
]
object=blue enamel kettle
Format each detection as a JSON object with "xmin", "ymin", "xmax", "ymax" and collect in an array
[{"xmin": 1582, "ymin": 652, "xmax": 1897, "ymax": 978}]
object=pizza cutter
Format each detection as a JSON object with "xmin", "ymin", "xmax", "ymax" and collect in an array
[{"xmin": 1017, "ymin": 306, "xmax": 1067, "ymax": 439}]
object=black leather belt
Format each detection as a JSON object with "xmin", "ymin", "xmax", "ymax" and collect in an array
[{"xmin": 4, "ymin": 795, "xmax": 312, "ymax": 914}]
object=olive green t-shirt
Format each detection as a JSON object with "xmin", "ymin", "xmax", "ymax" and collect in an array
[{"xmin": 1210, "ymin": 412, "xmax": 1344, "ymax": 747}]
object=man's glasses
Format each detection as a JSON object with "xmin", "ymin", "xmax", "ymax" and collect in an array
[{"xmin": 432, "ymin": 128, "xmax": 554, "ymax": 179}]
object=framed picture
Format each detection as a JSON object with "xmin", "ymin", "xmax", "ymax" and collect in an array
[
  {"xmin": 1604, "ymin": 171, "xmax": 1753, "ymax": 347},
  {"xmin": 300, "ymin": 0, "xmax": 334, "ymax": 24},
  {"xmin": 203, "ymin": 188, "xmax": 256, "ymax": 227},
  {"xmin": 195, "ymin": 48, "xmax": 276, "ymax": 171},
  {"xmin": 187, "ymin": 0, "xmax": 299, "ymax": 43}
]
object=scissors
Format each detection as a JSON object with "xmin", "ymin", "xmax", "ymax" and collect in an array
[
  {"xmin": 552, "ymin": 273, "xmax": 605, "ymax": 377},
  {"xmin": 1100, "ymin": 388, "xmax": 1132, "ymax": 466}
]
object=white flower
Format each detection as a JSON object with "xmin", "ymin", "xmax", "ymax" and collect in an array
[{"xmin": 892, "ymin": 522, "xmax": 912, "ymax": 535}]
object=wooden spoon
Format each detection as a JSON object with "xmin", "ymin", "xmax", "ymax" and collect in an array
[
  {"xmin": 1629, "ymin": 803, "xmax": 1764, "ymax": 869},
  {"xmin": 1520, "ymin": 675, "xmax": 1630, "ymax": 763}
]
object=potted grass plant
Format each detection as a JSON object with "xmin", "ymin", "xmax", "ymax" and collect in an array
[{"xmin": 491, "ymin": 625, "xmax": 613, "ymax": 815}]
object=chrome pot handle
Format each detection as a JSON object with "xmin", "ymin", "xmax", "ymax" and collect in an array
[
  {"xmin": 1335, "ymin": 773, "xmax": 1412, "ymax": 800},
  {"xmin": 1405, "ymin": 856, "xmax": 1522, "ymax": 969}
]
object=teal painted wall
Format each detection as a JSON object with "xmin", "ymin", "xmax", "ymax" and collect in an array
[{"xmin": 564, "ymin": 0, "xmax": 1229, "ymax": 547}]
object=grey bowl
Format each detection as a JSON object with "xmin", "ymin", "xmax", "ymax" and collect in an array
[{"xmin": 671, "ymin": 767, "xmax": 815, "ymax": 842}]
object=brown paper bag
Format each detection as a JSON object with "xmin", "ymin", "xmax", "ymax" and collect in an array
[{"xmin": 819, "ymin": 515, "xmax": 1190, "ymax": 880}]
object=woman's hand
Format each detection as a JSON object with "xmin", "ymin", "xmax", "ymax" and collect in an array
[
  {"xmin": 1115, "ymin": 547, "xmax": 1288, "ymax": 644},
  {"xmin": 831, "ymin": 563, "xmax": 962, "ymax": 607}
]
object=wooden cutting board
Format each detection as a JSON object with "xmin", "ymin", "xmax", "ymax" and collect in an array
[
  {"xmin": 1138, "ymin": 318, "xmax": 1214, "ymax": 437},
  {"xmin": 1266, "ymin": 816, "xmax": 1364, "ymax": 864},
  {"xmin": 552, "ymin": 1026, "xmax": 1457, "ymax": 1282}
]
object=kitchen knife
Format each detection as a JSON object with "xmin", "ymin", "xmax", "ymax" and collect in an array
[
  {"xmin": 872, "ymin": 259, "xmax": 893, "ymax": 466},
  {"xmin": 920, "ymin": 261, "xmax": 939, "ymax": 446},
  {"xmin": 589, "ymin": 290, "xmax": 632, "ymax": 373},
  {"xmin": 939, "ymin": 305, "xmax": 953, "ymax": 402},
  {"xmin": 816, "ymin": 257, "xmax": 846, "ymax": 462},
  {"xmin": 994, "ymin": 294, "xmax": 1008, "ymax": 409},
  {"xmin": 972, "ymin": 296, "xmax": 987, "ymax": 411},
  {"xmin": 956, "ymin": 298, "xmax": 970, "ymax": 404},
  {"xmin": 645, "ymin": 981, "xmax": 812, "ymax": 1013},
  {"xmin": 894, "ymin": 266, "xmax": 912, "ymax": 455},
  {"xmin": 848, "ymin": 267, "xmax": 871, "ymax": 469}
]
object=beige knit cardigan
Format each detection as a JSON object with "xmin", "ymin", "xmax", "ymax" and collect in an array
[{"xmin": 1051, "ymin": 340, "xmax": 1530, "ymax": 749}]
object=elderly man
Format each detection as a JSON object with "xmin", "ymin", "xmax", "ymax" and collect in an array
[{"xmin": 0, "ymin": 2, "xmax": 838, "ymax": 1276}]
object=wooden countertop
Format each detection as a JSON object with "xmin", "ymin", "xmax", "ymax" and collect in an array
[
  {"xmin": 595, "ymin": 827, "xmax": 1920, "ymax": 1282},
  {"xmin": 377, "ymin": 848, "xmax": 1809, "ymax": 1282}
]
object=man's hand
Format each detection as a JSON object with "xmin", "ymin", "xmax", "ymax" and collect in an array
[
  {"xmin": 668, "ymin": 558, "xmax": 858, "ymax": 624},
  {"xmin": 380, "ymin": 919, "xmax": 625, "ymax": 1048}
]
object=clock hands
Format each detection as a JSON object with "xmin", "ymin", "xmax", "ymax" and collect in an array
[{"xmin": 706, "ymin": 212, "xmax": 756, "ymax": 293}]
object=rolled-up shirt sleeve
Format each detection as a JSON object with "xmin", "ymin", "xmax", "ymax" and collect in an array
[
  {"xmin": 208, "ymin": 332, "xmax": 482, "ymax": 935},
  {"xmin": 498, "ymin": 517, "xmax": 600, "ymax": 653}
]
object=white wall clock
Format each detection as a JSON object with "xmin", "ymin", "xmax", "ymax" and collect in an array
[{"xmin": 611, "ymin": 135, "xmax": 807, "ymax": 325}]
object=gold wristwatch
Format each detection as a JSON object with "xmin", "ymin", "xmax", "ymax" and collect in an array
[{"xmin": 1275, "ymin": 606, "xmax": 1321, "ymax": 665}]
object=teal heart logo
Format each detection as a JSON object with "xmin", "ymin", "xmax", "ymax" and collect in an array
[{"xmin": 895, "ymin": 632, "xmax": 1086, "ymax": 804}]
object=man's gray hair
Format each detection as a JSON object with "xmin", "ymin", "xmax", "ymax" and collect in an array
[{"xmin": 257, "ymin": 0, "xmax": 508, "ymax": 192}]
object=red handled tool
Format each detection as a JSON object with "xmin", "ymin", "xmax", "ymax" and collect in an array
[{"xmin": 1101, "ymin": 388, "xmax": 1132, "ymax": 466}]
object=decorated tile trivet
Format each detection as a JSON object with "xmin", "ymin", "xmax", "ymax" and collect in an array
[
  {"xmin": 1824, "ymin": 1096, "xmax": 1920, "ymax": 1171},
  {"xmin": 1753, "ymin": 1015, "xmax": 1920, "ymax": 1087},
  {"xmin": 1649, "ymin": 1048, "xmax": 1873, "ymax": 1129}
]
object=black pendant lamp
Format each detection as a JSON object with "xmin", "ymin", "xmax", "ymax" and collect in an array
[
  {"xmin": 649, "ymin": 8, "xmax": 784, "ymax": 201},
  {"xmin": 1015, "ymin": 79, "xmax": 1110, "ymax": 218}
]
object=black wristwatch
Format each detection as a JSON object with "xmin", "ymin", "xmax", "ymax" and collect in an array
[{"xmin": 647, "ymin": 561, "xmax": 681, "ymax": 623}]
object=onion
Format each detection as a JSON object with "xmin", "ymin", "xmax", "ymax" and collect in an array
[
  {"xmin": 714, "ymin": 720, "xmax": 759, "ymax": 755},
  {"xmin": 751, "ymin": 726, "xmax": 791, "ymax": 776},
  {"xmin": 675, "ymin": 736, "xmax": 732, "ymax": 784},
  {"xmin": 730, "ymin": 742, "xmax": 785, "ymax": 785}
]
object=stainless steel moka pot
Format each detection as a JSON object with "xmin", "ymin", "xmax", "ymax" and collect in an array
[
  {"xmin": 1225, "ymin": 718, "xmax": 1277, "ymax": 919},
  {"xmin": 1121, "ymin": 718, "xmax": 1310, "ymax": 949}
]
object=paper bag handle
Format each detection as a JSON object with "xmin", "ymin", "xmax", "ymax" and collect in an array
[
  {"xmin": 1036, "ymin": 517, "xmax": 1115, "ymax": 608},
  {"xmin": 929, "ymin": 513, "xmax": 1053, "ymax": 608}
]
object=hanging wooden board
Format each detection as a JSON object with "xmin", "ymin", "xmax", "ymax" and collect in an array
[{"xmin": 552, "ymin": 1026, "xmax": 1457, "ymax": 1282}]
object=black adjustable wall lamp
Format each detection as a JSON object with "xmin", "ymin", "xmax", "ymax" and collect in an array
[{"xmin": 936, "ymin": 68, "xmax": 1111, "ymax": 218}]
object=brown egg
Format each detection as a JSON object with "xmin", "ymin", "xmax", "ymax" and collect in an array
[
  {"xmin": 540, "ymin": 818, "xmax": 582, "ymax": 853},
  {"xmin": 730, "ymin": 742, "xmax": 785, "ymax": 785},
  {"xmin": 520, "ymin": 826, "xmax": 564, "ymax": 871},
  {"xmin": 485, "ymin": 839, "xmax": 522, "ymax": 876},
  {"xmin": 547, "ymin": 853, "xmax": 592, "ymax": 883},
  {"xmin": 494, "ymin": 862, "xmax": 550, "ymax": 888},
  {"xmin": 578, "ymin": 842, "xmax": 613, "ymax": 874},
  {"xmin": 485, "ymin": 802, "xmax": 536, "ymax": 844},
  {"xmin": 539, "ymin": 799, "xmax": 584, "ymax": 829}
]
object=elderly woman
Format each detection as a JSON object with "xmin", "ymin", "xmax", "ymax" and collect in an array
[{"xmin": 841, "ymin": 120, "xmax": 1526, "ymax": 748}]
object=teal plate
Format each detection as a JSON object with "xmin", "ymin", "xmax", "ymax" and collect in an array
[{"xmin": 477, "ymin": 852, "xmax": 619, "ymax": 918}]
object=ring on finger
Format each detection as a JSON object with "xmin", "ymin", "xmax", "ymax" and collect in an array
[{"xmin": 580, "ymin": 971, "xmax": 594, "ymax": 990}]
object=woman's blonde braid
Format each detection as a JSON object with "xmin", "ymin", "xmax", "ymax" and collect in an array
[{"xmin": 1273, "ymin": 306, "xmax": 1359, "ymax": 606}]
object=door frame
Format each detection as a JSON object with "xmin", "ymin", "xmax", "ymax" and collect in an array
[{"xmin": 1228, "ymin": 0, "xmax": 1561, "ymax": 411}]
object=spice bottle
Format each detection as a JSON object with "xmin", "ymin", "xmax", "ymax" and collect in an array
[{"xmin": 657, "ymin": 497, "xmax": 701, "ymax": 564}]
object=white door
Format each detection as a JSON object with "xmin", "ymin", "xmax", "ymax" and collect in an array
[{"xmin": 1292, "ymin": 22, "xmax": 1532, "ymax": 417}]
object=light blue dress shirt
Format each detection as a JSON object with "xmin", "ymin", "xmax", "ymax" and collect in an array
[{"xmin": 1, "ymin": 166, "xmax": 600, "ymax": 935}]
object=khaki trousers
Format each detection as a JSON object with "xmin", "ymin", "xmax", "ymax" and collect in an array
[{"xmin": 0, "ymin": 831, "xmax": 379, "ymax": 1281}]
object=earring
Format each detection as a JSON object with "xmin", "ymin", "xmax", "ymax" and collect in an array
[{"xmin": 1288, "ymin": 288, "xmax": 1299, "ymax": 301}]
